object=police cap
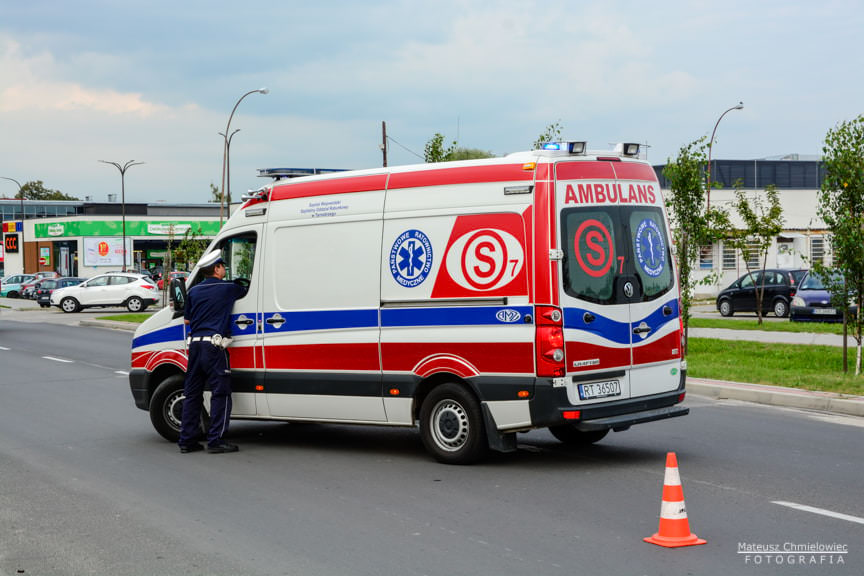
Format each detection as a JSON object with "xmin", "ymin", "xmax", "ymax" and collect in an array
[{"xmin": 197, "ymin": 251, "xmax": 225, "ymax": 269}]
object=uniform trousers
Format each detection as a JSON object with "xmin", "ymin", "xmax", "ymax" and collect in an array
[{"xmin": 179, "ymin": 341, "xmax": 233, "ymax": 447}]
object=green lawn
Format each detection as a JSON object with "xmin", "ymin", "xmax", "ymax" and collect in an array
[
  {"xmin": 689, "ymin": 317, "xmax": 847, "ymax": 334},
  {"xmin": 95, "ymin": 313, "xmax": 153, "ymax": 323},
  {"xmin": 687, "ymin": 337, "xmax": 864, "ymax": 396}
]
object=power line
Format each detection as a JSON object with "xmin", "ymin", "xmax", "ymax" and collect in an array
[{"xmin": 386, "ymin": 135, "xmax": 424, "ymax": 160}]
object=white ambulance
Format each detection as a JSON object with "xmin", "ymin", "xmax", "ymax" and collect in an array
[{"xmin": 129, "ymin": 141, "xmax": 688, "ymax": 464}]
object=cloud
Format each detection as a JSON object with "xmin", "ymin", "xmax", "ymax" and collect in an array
[{"xmin": 0, "ymin": 36, "xmax": 169, "ymax": 116}]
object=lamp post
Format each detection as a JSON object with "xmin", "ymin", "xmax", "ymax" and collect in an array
[
  {"xmin": 99, "ymin": 160, "xmax": 144, "ymax": 272},
  {"xmin": 706, "ymin": 101, "xmax": 744, "ymax": 211},
  {"xmin": 218, "ymin": 128, "xmax": 240, "ymax": 210},
  {"xmin": 1, "ymin": 176, "xmax": 24, "ymax": 271},
  {"xmin": 220, "ymin": 88, "xmax": 269, "ymax": 226}
]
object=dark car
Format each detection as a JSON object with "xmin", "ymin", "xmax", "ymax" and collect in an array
[
  {"xmin": 35, "ymin": 277, "xmax": 85, "ymax": 308},
  {"xmin": 716, "ymin": 269, "xmax": 807, "ymax": 318},
  {"xmin": 790, "ymin": 271, "xmax": 858, "ymax": 322}
]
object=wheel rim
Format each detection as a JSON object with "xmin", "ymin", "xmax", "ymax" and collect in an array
[
  {"xmin": 721, "ymin": 301, "xmax": 730, "ymax": 315},
  {"xmin": 62, "ymin": 299, "xmax": 76, "ymax": 312},
  {"xmin": 775, "ymin": 301, "xmax": 786, "ymax": 316},
  {"xmin": 128, "ymin": 298, "xmax": 142, "ymax": 312},
  {"xmin": 164, "ymin": 390, "xmax": 184, "ymax": 432},
  {"xmin": 430, "ymin": 399, "xmax": 470, "ymax": 452}
]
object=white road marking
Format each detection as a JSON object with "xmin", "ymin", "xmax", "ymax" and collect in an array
[
  {"xmin": 773, "ymin": 501, "xmax": 864, "ymax": 525},
  {"xmin": 115, "ymin": 370, "xmax": 129, "ymax": 376},
  {"xmin": 0, "ymin": 346, "xmax": 10, "ymax": 350},
  {"xmin": 42, "ymin": 356, "xmax": 74, "ymax": 363}
]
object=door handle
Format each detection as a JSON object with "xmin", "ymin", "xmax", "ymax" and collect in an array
[
  {"xmin": 266, "ymin": 313, "xmax": 286, "ymax": 328},
  {"xmin": 663, "ymin": 305, "xmax": 673, "ymax": 316},
  {"xmin": 583, "ymin": 312, "xmax": 595, "ymax": 324},
  {"xmin": 235, "ymin": 318, "xmax": 254, "ymax": 326},
  {"xmin": 633, "ymin": 325, "xmax": 652, "ymax": 335}
]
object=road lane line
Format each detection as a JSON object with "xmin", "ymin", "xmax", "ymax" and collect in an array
[
  {"xmin": 0, "ymin": 346, "xmax": 10, "ymax": 350},
  {"xmin": 42, "ymin": 356, "xmax": 74, "ymax": 363},
  {"xmin": 115, "ymin": 370, "xmax": 129, "ymax": 376},
  {"xmin": 772, "ymin": 501, "xmax": 864, "ymax": 525}
]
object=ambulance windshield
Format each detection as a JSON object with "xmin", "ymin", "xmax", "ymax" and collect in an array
[{"xmin": 560, "ymin": 206, "xmax": 673, "ymax": 305}]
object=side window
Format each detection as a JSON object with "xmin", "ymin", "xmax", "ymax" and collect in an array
[
  {"xmin": 220, "ymin": 233, "xmax": 257, "ymax": 282},
  {"xmin": 740, "ymin": 274, "xmax": 755, "ymax": 289},
  {"xmin": 110, "ymin": 276, "xmax": 133, "ymax": 285},
  {"xmin": 87, "ymin": 277, "xmax": 110, "ymax": 287},
  {"xmin": 628, "ymin": 208, "xmax": 673, "ymax": 300}
]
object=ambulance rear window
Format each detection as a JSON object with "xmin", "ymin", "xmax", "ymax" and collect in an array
[{"xmin": 561, "ymin": 206, "xmax": 673, "ymax": 304}]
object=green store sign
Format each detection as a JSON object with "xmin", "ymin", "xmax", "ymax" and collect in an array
[{"xmin": 34, "ymin": 220, "xmax": 220, "ymax": 239}]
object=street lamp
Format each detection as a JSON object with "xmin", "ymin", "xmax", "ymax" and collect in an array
[
  {"xmin": 218, "ymin": 128, "xmax": 240, "ymax": 208},
  {"xmin": 220, "ymin": 87, "xmax": 268, "ymax": 226},
  {"xmin": 706, "ymin": 101, "xmax": 744, "ymax": 211},
  {"xmin": 1, "ymin": 176, "xmax": 24, "ymax": 270},
  {"xmin": 99, "ymin": 160, "xmax": 144, "ymax": 272}
]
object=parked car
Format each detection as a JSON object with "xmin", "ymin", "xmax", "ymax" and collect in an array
[
  {"xmin": 157, "ymin": 271, "xmax": 188, "ymax": 290},
  {"xmin": 35, "ymin": 271, "xmax": 61, "ymax": 280},
  {"xmin": 21, "ymin": 274, "xmax": 60, "ymax": 299},
  {"xmin": 50, "ymin": 272, "xmax": 160, "ymax": 313},
  {"xmin": 790, "ymin": 271, "xmax": 858, "ymax": 322},
  {"xmin": 716, "ymin": 269, "xmax": 807, "ymax": 318},
  {"xmin": 35, "ymin": 277, "xmax": 85, "ymax": 308},
  {"xmin": 0, "ymin": 274, "xmax": 38, "ymax": 298}
]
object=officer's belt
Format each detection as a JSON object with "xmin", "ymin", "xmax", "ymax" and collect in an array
[{"xmin": 187, "ymin": 336, "xmax": 215, "ymax": 343}]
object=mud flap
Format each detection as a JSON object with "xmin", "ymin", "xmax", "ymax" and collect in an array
[{"xmin": 481, "ymin": 403, "xmax": 517, "ymax": 453}]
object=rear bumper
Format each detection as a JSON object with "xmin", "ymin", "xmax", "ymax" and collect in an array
[{"xmin": 529, "ymin": 369, "xmax": 688, "ymax": 431}]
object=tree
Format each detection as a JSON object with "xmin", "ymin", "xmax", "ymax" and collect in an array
[
  {"xmin": 209, "ymin": 182, "xmax": 220, "ymax": 203},
  {"xmin": 173, "ymin": 227, "xmax": 209, "ymax": 271},
  {"xmin": 449, "ymin": 147, "xmax": 494, "ymax": 160},
  {"xmin": 424, "ymin": 133, "xmax": 458, "ymax": 163},
  {"xmin": 533, "ymin": 120, "xmax": 563, "ymax": 150},
  {"xmin": 725, "ymin": 182, "xmax": 784, "ymax": 325},
  {"xmin": 662, "ymin": 137, "xmax": 727, "ymax": 353},
  {"xmin": 17, "ymin": 180, "xmax": 79, "ymax": 201},
  {"xmin": 816, "ymin": 115, "xmax": 864, "ymax": 374}
]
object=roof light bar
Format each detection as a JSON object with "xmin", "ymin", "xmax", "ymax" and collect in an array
[{"xmin": 540, "ymin": 141, "xmax": 587, "ymax": 155}]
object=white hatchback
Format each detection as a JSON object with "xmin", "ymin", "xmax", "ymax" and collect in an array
[{"xmin": 51, "ymin": 272, "xmax": 160, "ymax": 313}]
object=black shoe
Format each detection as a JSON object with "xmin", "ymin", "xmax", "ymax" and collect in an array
[
  {"xmin": 180, "ymin": 443, "xmax": 204, "ymax": 454},
  {"xmin": 207, "ymin": 442, "xmax": 239, "ymax": 454}
]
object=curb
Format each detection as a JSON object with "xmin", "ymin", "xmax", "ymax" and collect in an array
[
  {"xmin": 78, "ymin": 320, "xmax": 139, "ymax": 332},
  {"xmin": 687, "ymin": 377, "xmax": 864, "ymax": 418}
]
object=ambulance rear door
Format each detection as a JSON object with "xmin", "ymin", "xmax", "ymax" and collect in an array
[{"xmin": 555, "ymin": 160, "xmax": 681, "ymax": 406}]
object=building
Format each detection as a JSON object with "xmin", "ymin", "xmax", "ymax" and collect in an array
[
  {"xmin": 0, "ymin": 200, "xmax": 221, "ymax": 278},
  {"xmin": 654, "ymin": 156, "xmax": 830, "ymax": 297}
]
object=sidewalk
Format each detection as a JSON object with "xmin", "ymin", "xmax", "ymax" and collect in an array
[{"xmin": 689, "ymin": 326, "xmax": 846, "ymax": 347}]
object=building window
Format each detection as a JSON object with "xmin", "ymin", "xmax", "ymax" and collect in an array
[
  {"xmin": 722, "ymin": 245, "xmax": 737, "ymax": 269},
  {"xmin": 745, "ymin": 239, "xmax": 760, "ymax": 268},
  {"xmin": 699, "ymin": 245, "xmax": 714, "ymax": 270},
  {"xmin": 810, "ymin": 236, "xmax": 825, "ymax": 266}
]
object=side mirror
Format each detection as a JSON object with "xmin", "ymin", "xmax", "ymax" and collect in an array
[{"xmin": 170, "ymin": 277, "xmax": 187, "ymax": 319}]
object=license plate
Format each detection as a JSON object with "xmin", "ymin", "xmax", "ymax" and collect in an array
[
  {"xmin": 814, "ymin": 308, "xmax": 836, "ymax": 315},
  {"xmin": 578, "ymin": 379, "xmax": 621, "ymax": 400}
]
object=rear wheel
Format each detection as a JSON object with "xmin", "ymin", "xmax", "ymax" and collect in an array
[
  {"xmin": 548, "ymin": 425, "xmax": 609, "ymax": 446},
  {"xmin": 773, "ymin": 299, "xmax": 789, "ymax": 318},
  {"xmin": 60, "ymin": 297, "xmax": 80, "ymax": 313},
  {"xmin": 718, "ymin": 299, "xmax": 733, "ymax": 317},
  {"xmin": 126, "ymin": 296, "xmax": 144, "ymax": 312},
  {"xmin": 7, "ymin": 291, "xmax": 19, "ymax": 299},
  {"xmin": 149, "ymin": 374, "xmax": 209, "ymax": 442},
  {"xmin": 420, "ymin": 383, "xmax": 487, "ymax": 465}
]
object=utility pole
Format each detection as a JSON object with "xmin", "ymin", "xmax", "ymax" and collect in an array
[{"xmin": 381, "ymin": 121, "xmax": 388, "ymax": 167}]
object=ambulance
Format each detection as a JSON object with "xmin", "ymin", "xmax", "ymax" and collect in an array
[{"xmin": 129, "ymin": 141, "xmax": 688, "ymax": 464}]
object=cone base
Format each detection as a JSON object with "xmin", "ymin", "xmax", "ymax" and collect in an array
[{"xmin": 643, "ymin": 532, "xmax": 707, "ymax": 548}]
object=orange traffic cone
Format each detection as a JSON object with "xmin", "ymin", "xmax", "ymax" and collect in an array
[{"xmin": 643, "ymin": 452, "xmax": 706, "ymax": 548}]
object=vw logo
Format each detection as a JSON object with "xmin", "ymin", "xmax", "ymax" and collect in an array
[{"xmin": 624, "ymin": 282, "xmax": 634, "ymax": 298}]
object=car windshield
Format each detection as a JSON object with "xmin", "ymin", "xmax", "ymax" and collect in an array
[{"xmin": 801, "ymin": 272, "xmax": 843, "ymax": 291}]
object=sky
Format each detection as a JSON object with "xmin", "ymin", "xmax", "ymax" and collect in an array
[{"xmin": 1, "ymin": 0, "xmax": 862, "ymax": 205}]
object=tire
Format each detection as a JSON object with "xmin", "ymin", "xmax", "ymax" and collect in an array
[
  {"xmin": 8, "ymin": 291, "xmax": 19, "ymax": 299},
  {"xmin": 126, "ymin": 296, "xmax": 144, "ymax": 312},
  {"xmin": 419, "ymin": 383, "xmax": 487, "ymax": 465},
  {"xmin": 60, "ymin": 297, "xmax": 80, "ymax": 313},
  {"xmin": 548, "ymin": 425, "xmax": 609, "ymax": 446},
  {"xmin": 149, "ymin": 374, "xmax": 209, "ymax": 442},
  {"xmin": 39, "ymin": 303, "xmax": 49, "ymax": 308},
  {"xmin": 718, "ymin": 299, "xmax": 733, "ymax": 317},
  {"xmin": 773, "ymin": 299, "xmax": 789, "ymax": 318}
]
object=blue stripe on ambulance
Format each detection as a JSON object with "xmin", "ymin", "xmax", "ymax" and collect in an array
[
  {"xmin": 562, "ymin": 298, "xmax": 679, "ymax": 346},
  {"xmin": 132, "ymin": 323, "xmax": 186, "ymax": 349}
]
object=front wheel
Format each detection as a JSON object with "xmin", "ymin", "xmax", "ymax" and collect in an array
[
  {"xmin": 773, "ymin": 299, "xmax": 789, "ymax": 318},
  {"xmin": 60, "ymin": 297, "xmax": 80, "ymax": 313},
  {"xmin": 149, "ymin": 374, "xmax": 209, "ymax": 442},
  {"xmin": 548, "ymin": 425, "xmax": 609, "ymax": 446},
  {"xmin": 419, "ymin": 383, "xmax": 487, "ymax": 465}
]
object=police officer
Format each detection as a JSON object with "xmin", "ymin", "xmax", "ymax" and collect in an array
[{"xmin": 178, "ymin": 250, "xmax": 248, "ymax": 454}]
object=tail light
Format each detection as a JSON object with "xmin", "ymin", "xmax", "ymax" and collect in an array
[{"xmin": 535, "ymin": 305, "xmax": 566, "ymax": 378}]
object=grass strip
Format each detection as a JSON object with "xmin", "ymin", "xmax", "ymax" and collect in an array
[
  {"xmin": 94, "ymin": 313, "xmax": 153, "ymax": 323},
  {"xmin": 687, "ymin": 337, "xmax": 864, "ymax": 396},
  {"xmin": 689, "ymin": 317, "xmax": 847, "ymax": 335}
]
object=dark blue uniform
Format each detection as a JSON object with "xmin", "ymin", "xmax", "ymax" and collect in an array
[{"xmin": 179, "ymin": 277, "xmax": 248, "ymax": 449}]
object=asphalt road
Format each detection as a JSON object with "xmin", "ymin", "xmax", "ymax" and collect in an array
[{"xmin": 0, "ymin": 319, "xmax": 862, "ymax": 576}]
